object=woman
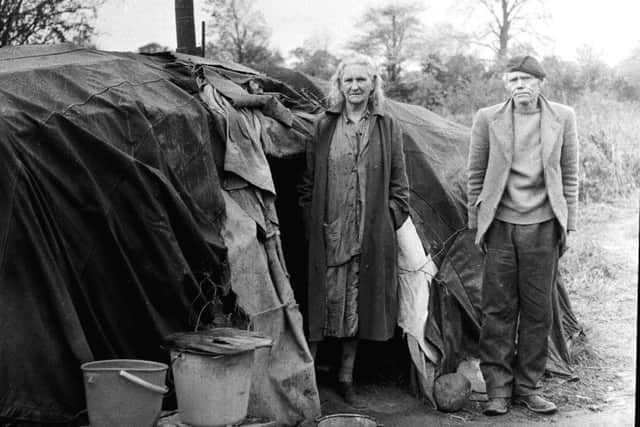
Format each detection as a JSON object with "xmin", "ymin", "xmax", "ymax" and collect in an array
[{"xmin": 298, "ymin": 54, "xmax": 409, "ymax": 406}]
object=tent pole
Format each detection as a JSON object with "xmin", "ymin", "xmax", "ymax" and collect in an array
[{"xmin": 201, "ymin": 21, "xmax": 206, "ymax": 57}]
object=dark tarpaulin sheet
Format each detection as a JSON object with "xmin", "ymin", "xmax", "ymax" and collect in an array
[{"xmin": 0, "ymin": 45, "xmax": 229, "ymax": 424}]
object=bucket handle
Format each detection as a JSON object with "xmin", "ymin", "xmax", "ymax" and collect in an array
[{"xmin": 119, "ymin": 370, "xmax": 169, "ymax": 394}]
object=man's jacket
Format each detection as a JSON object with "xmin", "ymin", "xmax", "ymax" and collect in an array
[{"xmin": 467, "ymin": 95, "xmax": 578, "ymax": 247}]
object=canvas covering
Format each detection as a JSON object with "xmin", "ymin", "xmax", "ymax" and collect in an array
[{"xmin": 0, "ymin": 45, "xmax": 319, "ymax": 425}]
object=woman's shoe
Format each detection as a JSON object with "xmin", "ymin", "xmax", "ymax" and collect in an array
[{"xmin": 337, "ymin": 381, "xmax": 367, "ymax": 409}]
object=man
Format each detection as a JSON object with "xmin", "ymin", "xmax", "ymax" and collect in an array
[{"xmin": 467, "ymin": 55, "xmax": 578, "ymax": 416}]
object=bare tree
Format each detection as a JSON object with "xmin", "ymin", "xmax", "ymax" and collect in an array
[
  {"xmin": 204, "ymin": 0, "xmax": 281, "ymax": 66},
  {"xmin": 348, "ymin": 1, "xmax": 424, "ymax": 83},
  {"xmin": 0, "ymin": 0, "xmax": 100, "ymax": 48},
  {"xmin": 466, "ymin": 0, "xmax": 549, "ymax": 60}
]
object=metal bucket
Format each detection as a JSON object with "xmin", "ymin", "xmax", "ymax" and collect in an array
[
  {"xmin": 81, "ymin": 359, "xmax": 168, "ymax": 427},
  {"xmin": 164, "ymin": 328, "xmax": 272, "ymax": 427},
  {"xmin": 316, "ymin": 414, "xmax": 382, "ymax": 427},
  {"xmin": 170, "ymin": 349, "xmax": 255, "ymax": 427}
]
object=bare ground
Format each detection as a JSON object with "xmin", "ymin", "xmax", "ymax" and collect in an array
[
  {"xmin": 317, "ymin": 197, "xmax": 638, "ymax": 426},
  {"xmin": 545, "ymin": 199, "xmax": 637, "ymax": 414}
]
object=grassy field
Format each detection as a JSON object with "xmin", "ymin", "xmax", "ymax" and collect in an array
[
  {"xmin": 576, "ymin": 97, "xmax": 640, "ymax": 203},
  {"xmin": 544, "ymin": 197, "xmax": 638, "ymax": 414},
  {"xmin": 543, "ymin": 97, "xmax": 638, "ymax": 416}
]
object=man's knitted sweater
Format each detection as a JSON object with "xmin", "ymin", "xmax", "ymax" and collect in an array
[{"xmin": 496, "ymin": 108, "xmax": 555, "ymax": 224}]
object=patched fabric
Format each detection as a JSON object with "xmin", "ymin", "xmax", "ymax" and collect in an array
[
  {"xmin": 324, "ymin": 112, "xmax": 370, "ymax": 266},
  {"xmin": 324, "ymin": 255, "xmax": 360, "ymax": 337},
  {"xmin": 322, "ymin": 113, "xmax": 371, "ymax": 337}
]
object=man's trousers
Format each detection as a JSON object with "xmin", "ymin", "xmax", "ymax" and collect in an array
[{"xmin": 479, "ymin": 219, "xmax": 560, "ymax": 398}]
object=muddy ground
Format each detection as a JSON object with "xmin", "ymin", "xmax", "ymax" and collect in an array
[{"xmin": 317, "ymin": 198, "xmax": 638, "ymax": 426}]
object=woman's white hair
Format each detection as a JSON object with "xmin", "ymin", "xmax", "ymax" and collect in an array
[{"xmin": 327, "ymin": 54, "xmax": 385, "ymax": 109}]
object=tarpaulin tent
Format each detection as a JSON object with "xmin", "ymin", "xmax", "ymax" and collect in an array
[
  {"xmin": 0, "ymin": 44, "xmax": 581, "ymax": 424},
  {"xmin": 0, "ymin": 44, "xmax": 320, "ymax": 425}
]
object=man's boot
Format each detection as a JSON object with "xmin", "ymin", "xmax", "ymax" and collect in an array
[
  {"xmin": 513, "ymin": 395, "xmax": 557, "ymax": 414},
  {"xmin": 483, "ymin": 397, "xmax": 510, "ymax": 415}
]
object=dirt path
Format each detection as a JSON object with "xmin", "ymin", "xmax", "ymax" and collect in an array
[
  {"xmin": 318, "ymin": 382, "xmax": 635, "ymax": 426},
  {"xmin": 561, "ymin": 200, "xmax": 637, "ymax": 409},
  {"xmin": 583, "ymin": 199, "xmax": 638, "ymax": 364}
]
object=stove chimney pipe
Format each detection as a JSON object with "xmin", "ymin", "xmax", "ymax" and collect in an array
[{"xmin": 175, "ymin": 0, "xmax": 196, "ymax": 54}]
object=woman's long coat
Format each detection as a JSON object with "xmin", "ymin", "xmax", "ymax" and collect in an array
[{"xmin": 298, "ymin": 102, "xmax": 410, "ymax": 342}]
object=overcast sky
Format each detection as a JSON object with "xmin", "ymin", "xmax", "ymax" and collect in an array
[{"xmin": 94, "ymin": 0, "xmax": 639, "ymax": 66}]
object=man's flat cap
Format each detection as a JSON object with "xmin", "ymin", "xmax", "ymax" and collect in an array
[{"xmin": 505, "ymin": 55, "xmax": 546, "ymax": 79}]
